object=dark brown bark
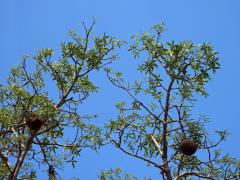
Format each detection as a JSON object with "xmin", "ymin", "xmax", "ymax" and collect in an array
[
  {"xmin": 8, "ymin": 135, "xmax": 35, "ymax": 180},
  {"xmin": 162, "ymin": 78, "xmax": 174, "ymax": 180}
]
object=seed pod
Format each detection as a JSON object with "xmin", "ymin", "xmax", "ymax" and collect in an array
[{"xmin": 180, "ymin": 139, "xmax": 197, "ymax": 156}]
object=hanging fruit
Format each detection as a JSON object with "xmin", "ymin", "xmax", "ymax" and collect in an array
[
  {"xmin": 180, "ymin": 139, "xmax": 197, "ymax": 156},
  {"xmin": 26, "ymin": 118, "xmax": 43, "ymax": 132}
]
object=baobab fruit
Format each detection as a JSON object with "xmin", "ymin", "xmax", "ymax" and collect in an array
[
  {"xmin": 180, "ymin": 139, "xmax": 197, "ymax": 156},
  {"xmin": 26, "ymin": 119, "xmax": 43, "ymax": 132}
]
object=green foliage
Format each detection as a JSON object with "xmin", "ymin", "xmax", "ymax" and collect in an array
[
  {"xmin": 105, "ymin": 23, "xmax": 240, "ymax": 180},
  {"xmin": 0, "ymin": 21, "xmax": 239, "ymax": 179},
  {"xmin": 129, "ymin": 24, "xmax": 219, "ymax": 99},
  {"xmin": 98, "ymin": 168, "xmax": 148, "ymax": 180},
  {"xmin": 0, "ymin": 21, "xmax": 121, "ymax": 179}
]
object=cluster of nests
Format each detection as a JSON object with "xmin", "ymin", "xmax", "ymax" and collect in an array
[{"xmin": 179, "ymin": 139, "xmax": 198, "ymax": 156}]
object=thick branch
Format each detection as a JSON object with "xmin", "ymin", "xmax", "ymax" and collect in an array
[
  {"xmin": 8, "ymin": 134, "xmax": 35, "ymax": 180},
  {"xmin": 162, "ymin": 77, "xmax": 175, "ymax": 180},
  {"xmin": 150, "ymin": 134, "xmax": 163, "ymax": 156}
]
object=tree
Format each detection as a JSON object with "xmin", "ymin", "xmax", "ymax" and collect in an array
[
  {"xmin": 1, "ymin": 21, "xmax": 239, "ymax": 180},
  {"xmin": 105, "ymin": 24, "xmax": 240, "ymax": 179},
  {"xmin": 0, "ymin": 21, "xmax": 121, "ymax": 179}
]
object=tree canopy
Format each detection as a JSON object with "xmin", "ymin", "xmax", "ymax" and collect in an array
[
  {"xmin": 0, "ymin": 21, "xmax": 121, "ymax": 179},
  {"xmin": 104, "ymin": 24, "xmax": 240, "ymax": 180},
  {"xmin": 0, "ymin": 22, "xmax": 239, "ymax": 180}
]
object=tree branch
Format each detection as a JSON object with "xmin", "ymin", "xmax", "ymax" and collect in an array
[
  {"xmin": 162, "ymin": 77, "xmax": 175, "ymax": 180},
  {"xmin": 174, "ymin": 171, "xmax": 215, "ymax": 180}
]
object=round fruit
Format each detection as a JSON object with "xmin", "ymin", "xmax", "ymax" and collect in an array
[{"xmin": 180, "ymin": 139, "xmax": 197, "ymax": 156}]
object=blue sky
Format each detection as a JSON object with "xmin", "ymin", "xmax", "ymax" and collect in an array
[{"xmin": 1, "ymin": 0, "xmax": 240, "ymax": 179}]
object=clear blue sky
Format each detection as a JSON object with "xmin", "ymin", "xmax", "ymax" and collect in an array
[{"xmin": 1, "ymin": 0, "xmax": 240, "ymax": 179}]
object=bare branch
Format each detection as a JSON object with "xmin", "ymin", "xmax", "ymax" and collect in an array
[{"xmin": 174, "ymin": 171, "xmax": 215, "ymax": 180}]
